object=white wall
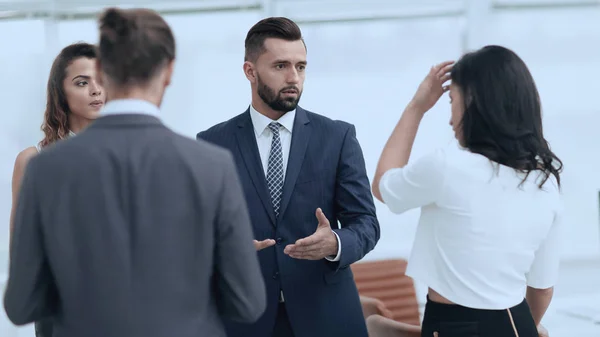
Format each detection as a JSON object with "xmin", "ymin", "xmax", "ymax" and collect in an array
[
  {"xmin": 3, "ymin": 6, "xmax": 600, "ymax": 261},
  {"xmin": 300, "ymin": 7, "xmax": 600, "ymax": 261},
  {"xmin": 1, "ymin": 5, "xmax": 600, "ymax": 335}
]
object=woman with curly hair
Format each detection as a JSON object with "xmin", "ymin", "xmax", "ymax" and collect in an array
[
  {"xmin": 372, "ymin": 46, "xmax": 561, "ymax": 337},
  {"xmin": 8, "ymin": 41, "xmax": 105, "ymax": 337}
]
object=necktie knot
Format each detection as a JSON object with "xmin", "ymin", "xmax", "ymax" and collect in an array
[{"xmin": 268, "ymin": 122, "xmax": 281, "ymax": 135}]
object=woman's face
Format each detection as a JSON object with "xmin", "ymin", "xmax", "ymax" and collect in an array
[
  {"xmin": 449, "ymin": 83, "xmax": 465, "ymax": 144},
  {"xmin": 62, "ymin": 57, "xmax": 105, "ymax": 120}
]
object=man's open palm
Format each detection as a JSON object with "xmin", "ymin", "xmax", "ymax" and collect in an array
[{"xmin": 284, "ymin": 208, "xmax": 338, "ymax": 260}]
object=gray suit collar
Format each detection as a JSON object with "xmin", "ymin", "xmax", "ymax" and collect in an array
[{"xmin": 89, "ymin": 114, "xmax": 164, "ymax": 129}]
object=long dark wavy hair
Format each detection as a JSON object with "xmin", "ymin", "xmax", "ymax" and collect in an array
[
  {"xmin": 39, "ymin": 42, "xmax": 97, "ymax": 148},
  {"xmin": 451, "ymin": 45, "xmax": 562, "ymax": 188}
]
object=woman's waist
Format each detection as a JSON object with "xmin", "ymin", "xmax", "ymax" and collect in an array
[
  {"xmin": 408, "ymin": 265, "xmax": 529, "ymax": 309},
  {"xmin": 424, "ymin": 292, "xmax": 531, "ymax": 320}
]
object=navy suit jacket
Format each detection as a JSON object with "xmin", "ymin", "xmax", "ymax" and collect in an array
[{"xmin": 197, "ymin": 106, "xmax": 380, "ymax": 337}]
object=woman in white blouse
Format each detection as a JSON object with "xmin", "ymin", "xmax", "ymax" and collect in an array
[{"xmin": 371, "ymin": 45, "xmax": 562, "ymax": 337}]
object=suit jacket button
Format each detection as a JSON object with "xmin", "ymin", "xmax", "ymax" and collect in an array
[
  {"xmin": 273, "ymin": 272, "xmax": 279, "ymax": 279},
  {"xmin": 276, "ymin": 237, "xmax": 283, "ymax": 244}
]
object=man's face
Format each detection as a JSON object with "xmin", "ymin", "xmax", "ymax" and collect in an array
[{"xmin": 252, "ymin": 38, "xmax": 307, "ymax": 113}]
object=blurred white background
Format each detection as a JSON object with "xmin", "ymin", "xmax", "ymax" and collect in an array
[{"xmin": 0, "ymin": 0, "xmax": 599, "ymax": 336}]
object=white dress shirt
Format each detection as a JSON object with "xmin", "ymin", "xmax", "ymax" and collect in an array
[
  {"xmin": 379, "ymin": 142, "xmax": 563, "ymax": 310},
  {"xmin": 100, "ymin": 98, "xmax": 161, "ymax": 116},
  {"xmin": 249, "ymin": 105, "xmax": 341, "ymax": 262}
]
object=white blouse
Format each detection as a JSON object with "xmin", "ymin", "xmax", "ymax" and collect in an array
[{"xmin": 379, "ymin": 142, "xmax": 563, "ymax": 310}]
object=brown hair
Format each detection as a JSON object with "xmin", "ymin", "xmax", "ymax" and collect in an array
[
  {"xmin": 98, "ymin": 7, "xmax": 175, "ymax": 87},
  {"xmin": 244, "ymin": 17, "xmax": 304, "ymax": 62},
  {"xmin": 40, "ymin": 42, "xmax": 98, "ymax": 148}
]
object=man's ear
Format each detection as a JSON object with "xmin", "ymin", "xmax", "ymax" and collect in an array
[
  {"xmin": 163, "ymin": 59, "xmax": 175, "ymax": 87},
  {"xmin": 243, "ymin": 61, "xmax": 257, "ymax": 84}
]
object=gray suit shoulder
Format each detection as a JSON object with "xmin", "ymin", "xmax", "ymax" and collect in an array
[
  {"xmin": 25, "ymin": 137, "xmax": 74, "ymax": 170},
  {"xmin": 174, "ymin": 132, "xmax": 234, "ymax": 165}
]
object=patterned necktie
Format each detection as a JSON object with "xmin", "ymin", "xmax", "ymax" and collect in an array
[{"xmin": 267, "ymin": 122, "xmax": 284, "ymax": 217}]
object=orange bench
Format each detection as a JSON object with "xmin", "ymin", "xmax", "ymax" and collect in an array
[{"xmin": 351, "ymin": 259, "xmax": 421, "ymax": 337}]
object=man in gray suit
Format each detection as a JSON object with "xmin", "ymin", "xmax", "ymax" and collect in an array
[{"xmin": 4, "ymin": 7, "xmax": 266, "ymax": 337}]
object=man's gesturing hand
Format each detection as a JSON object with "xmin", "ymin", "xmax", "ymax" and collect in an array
[
  {"xmin": 253, "ymin": 239, "xmax": 275, "ymax": 251},
  {"xmin": 284, "ymin": 208, "xmax": 338, "ymax": 260}
]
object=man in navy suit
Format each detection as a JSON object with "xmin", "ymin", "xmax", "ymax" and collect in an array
[{"xmin": 197, "ymin": 17, "xmax": 380, "ymax": 337}]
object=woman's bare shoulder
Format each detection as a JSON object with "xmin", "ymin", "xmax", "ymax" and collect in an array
[{"xmin": 14, "ymin": 146, "xmax": 39, "ymax": 172}]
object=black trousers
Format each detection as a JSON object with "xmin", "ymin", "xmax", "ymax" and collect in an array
[
  {"xmin": 34, "ymin": 318, "xmax": 53, "ymax": 337},
  {"xmin": 421, "ymin": 296, "xmax": 538, "ymax": 337}
]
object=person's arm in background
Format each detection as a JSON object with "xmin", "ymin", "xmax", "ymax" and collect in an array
[
  {"xmin": 525, "ymin": 206, "xmax": 563, "ymax": 326},
  {"xmin": 372, "ymin": 61, "xmax": 453, "ymax": 203},
  {"xmin": 526, "ymin": 287, "xmax": 553, "ymax": 326},
  {"xmin": 370, "ymin": 62, "xmax": 452, "ymax": 218},
  {"xmin": 328, "ymin": 124, "xmax": 380, "ymax": 269},
  {"xmin": 9, "ymin": 148, "xmax": 38, "ymax": 239},
  {"xmin": 282, "ymin": 124, "xmax": 380, "ymax": 269},
  {"xmin": 213, "ymin": 151, "xmax": 266, "ymax": 323}
]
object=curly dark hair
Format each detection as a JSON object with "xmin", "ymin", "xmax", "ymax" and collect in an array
[{"xmin": 451, "ymin": 45, "xmax": 563, "ymax": 188}]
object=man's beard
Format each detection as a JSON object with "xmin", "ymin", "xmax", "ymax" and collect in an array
[{"xmin": 257, "ymin": 74, "xmax": 302, "ymax": 113}]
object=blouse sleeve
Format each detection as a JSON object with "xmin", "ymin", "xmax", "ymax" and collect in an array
[
  {"xmin": 378, "ymin": 148, "xmax": 447, "ymax": 215},
  {"xmin": 526, "ymin": 204, "xmax": 563, "ymax": 289}
]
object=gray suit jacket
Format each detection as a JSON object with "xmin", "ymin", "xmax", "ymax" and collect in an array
[{"xmin": 4, "ymin": 114, "xmax": 266, "ymax": 337}]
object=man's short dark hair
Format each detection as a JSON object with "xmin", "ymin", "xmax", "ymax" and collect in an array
[
  {"xmin": 99, "ymin": 7, "xmax": 175, "ymax": 87},
  {"xmin": 244, "ymin": 17, "xmax": 304, "ymax": 62}
]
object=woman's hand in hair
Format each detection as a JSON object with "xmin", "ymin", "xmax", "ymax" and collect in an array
[{"xmin": 410, "ymin": 61, "xmax": 454, "ymax": 114}]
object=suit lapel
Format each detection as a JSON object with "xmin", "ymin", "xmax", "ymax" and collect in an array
[
  {"xmin": 235, "ymin": 110, "xmax": 277, "ymax": 226},
  {"xmin": 278, "ymin": 107, "xmax": 311, "ymax": 221}
]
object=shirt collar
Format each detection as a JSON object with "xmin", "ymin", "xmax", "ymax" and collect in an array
[
  {"xmin": 100, "ymin": 98, "xmax": 161, "ymax": 117},
  {"xmin": 249, "ymin": 104, "xmax": 295, "ymax": 137}
]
